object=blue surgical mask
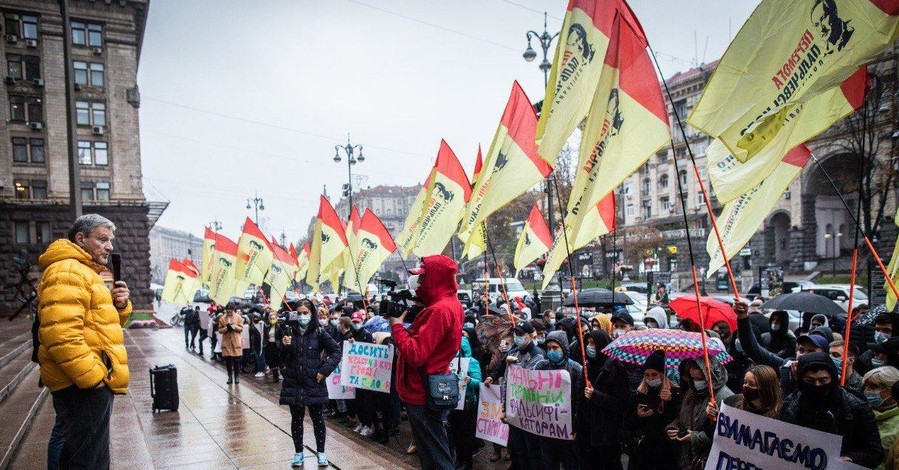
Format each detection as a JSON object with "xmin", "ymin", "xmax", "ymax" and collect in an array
[
  {"xmin": 866, "ymin": 390, "xmax": 884, "ymax": 408},
  {"xmin": 549, "ymin": 319, "xmax": 556, "ymax": 326},
  {"xmin": 832, "ymin": 357, "xmax": 842, "ymax": 372},
  {"xmin": 464, "ymin": 322, "xmax": 474, "ymax": 329},
  {"xmin": 352, "ymin": 323, "xmax": 362, "ymax": 331},
  {"xmin": 547, "ymin": 350, "xmax": 564, "ymax": 364},
  {"xmin": 513, "ymin": 335, "xmax": 526, "ymax": 347},
  {"xmin": 586, "ymin": 346, "xmax": 597, "ymax": 358},
  {"xmin": 330, "ymin": 319, "xmax": 339, "ymax": 327},
  {"xmin": 297, "ymin": 315, "xmax": 311, "ymax": 326},
  {"xmin": 872, "ymin": 358, "xmax": 886, "ymax": 368},
  {"xmin": 876, "ymin": 332, "xmax": 890, "ymax": 344},
  {"xmin": 646, "ymin": 378, "xmax": 662, "ymax": 388}
]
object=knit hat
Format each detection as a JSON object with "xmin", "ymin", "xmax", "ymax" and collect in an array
[
  {"xmin": 797, "ymin": 351, "xmax": 838, "ymax": 380},
  {"xmin": 644, "ymin": 350, "xmax": 666, "ymax": 373}
]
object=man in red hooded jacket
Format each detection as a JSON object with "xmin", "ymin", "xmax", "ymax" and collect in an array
[{"xmin": 390, "ymin": 255, "xmax": 463, "ymax": 470}]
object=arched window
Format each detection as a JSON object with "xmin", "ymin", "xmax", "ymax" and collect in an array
[{"xmin": 660, "ymin": 174, "xmax": 669, "ymax": 189}]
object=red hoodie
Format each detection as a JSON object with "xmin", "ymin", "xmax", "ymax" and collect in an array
[{"xmin": 391, "ymin": 255, "xmax": 463, "ymax": 406}]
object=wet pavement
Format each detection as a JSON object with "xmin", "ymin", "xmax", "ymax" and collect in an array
[{"xmin": 8, "ymin": 306, "xmax": 510, "ymax": 469}]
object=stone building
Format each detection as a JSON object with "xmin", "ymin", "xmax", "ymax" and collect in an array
[
  {"xmin": 148, "ymin": 225, "xmax": 202, "ymax": 285},
  {"xmin": 0, "ymin": 0, "xmax": 160, "ymax": 313}
]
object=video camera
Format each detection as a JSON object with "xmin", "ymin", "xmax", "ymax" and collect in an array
[
  {"xmin": 376, "ymin": 278, "xmax": 423, "ymax": 322},
  {"xmin": 277, "ymin": 311, "xmax": 301, "ymax": 336}
]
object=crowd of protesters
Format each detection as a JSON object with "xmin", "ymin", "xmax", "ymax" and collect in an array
[{"xmin": 175, "ymin": 272, "xmax": 899, "ymax": 470}]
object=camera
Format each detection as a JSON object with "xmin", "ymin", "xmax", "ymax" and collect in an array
[
  {"xmin": 376, "ymin": 278, "xmax": 423, "ymax": 322},
  {"xmin": 277, "ymin": 311, "xmax": 300, "ymax": 335}
]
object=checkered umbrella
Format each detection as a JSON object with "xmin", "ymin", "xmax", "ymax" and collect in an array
[{"xmin": 601, "ymin": 329, "xmax": 732, "ymax": 369}]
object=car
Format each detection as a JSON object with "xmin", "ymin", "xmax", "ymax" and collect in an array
[
  {"xmin": 473, "ymin": 277, "xmax": 530, "ymax": 303},
  {"xmin": 807, "ymin": 284, "xmax": 868, "ymax": 312},
  {"xmin": 621, "ymin": 290, "xmax": 649, "ymax": 313},
  {"xmin": 745, "ymin": 280, "xmax": 816, "ymax": 300},
  {"xmin": 457, "ymin": 290, "xmax": 473, "ymax": 309},
  {"xmin": 619, "ymin": 282, "xmax": 650, "ymax": 294}
]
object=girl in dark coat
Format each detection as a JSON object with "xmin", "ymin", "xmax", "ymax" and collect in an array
[
  {"xmin": 628, "ymin": 350, "xmax": 681, "ymax": 470},
  {"xmin": 263, "ymin": 311, "xmax": 284, "ymax": 382},
  {"xmin": 279, "ymin": 299, "xmax": 341, "ymax": 467}
]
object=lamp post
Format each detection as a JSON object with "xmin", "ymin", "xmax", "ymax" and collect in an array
[
  {"xmin": 824, "ymin": 232, "xmax": 842, "ymax": 277},
  {"xmin": 246, "ymin": 192, "xmax": 264, "ymax": 225},
  {"xmin": 209, "ymin": 220, "xmax": 222, "ymax": 232},
  {"xmin": 333, "ymin": 133, "xmax": 364, "ymax": 211}
]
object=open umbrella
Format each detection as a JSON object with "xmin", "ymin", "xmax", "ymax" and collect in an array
[
  {"xmin": 669, "ymin": 295, "xmax": 736, "ymax": 332},
  {"xmin": 761, "ymin": 291, "xmax": 844, "ymax": 316},
  {"xmin": 475, "ymin": 314, "xmax": 514, "ymax": 352},
  {"xmin": 602, "ymin": 329, "xmax": 731, "ymax": 369},
  {"xmin": 362, "ymin": 315, "xmax": 390, "ymax": 333},
  {"xmin": 563, "ymin": 289, "xmax": 634, "ymax": 307}
]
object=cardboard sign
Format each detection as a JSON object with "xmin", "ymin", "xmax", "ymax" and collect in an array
[
  {"xmin": 476, "ymin": 384, "xmax": 509, "ymax": 446},
  {"xmin": 451, "ymin": 357, "xmax": 471, "ymax": 410},
  {"xmin": 339, "ymin": 341, "xmax": 394, "ymax": 393},
  {"xmin": 326, "ymin": 363, "xmax": 355, "ymax": 399},
  {"xmin": 504, "ymin": 365, "xmax": 573, "ymax": 440},
  {"xmin": 705, "ymin": 404, "xmax": 868, "ymax": 470}
]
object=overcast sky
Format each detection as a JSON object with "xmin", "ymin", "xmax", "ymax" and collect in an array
[{"xmin": 138, "ymin": 0, "xmax": 758, "ymax": 244}]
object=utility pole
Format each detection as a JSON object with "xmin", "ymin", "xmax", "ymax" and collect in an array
[{"xmin": 60, "ymin": 0, "xmax": 82, "ymax": 218}]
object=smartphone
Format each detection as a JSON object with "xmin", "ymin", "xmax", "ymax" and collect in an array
[{"xmin": 677, "ymin": 423, "xmax": 688, "ymax": 438}]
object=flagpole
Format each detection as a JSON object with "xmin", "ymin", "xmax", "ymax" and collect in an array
[{"xmin": 483, "ymin": 224, "xmax": 515, "ymax": 326}]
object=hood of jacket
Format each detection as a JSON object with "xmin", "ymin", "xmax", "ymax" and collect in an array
[
  {"xmin": 693, "ymin": 356, "xmax": 729, "ymax": 392},
  {"xmin": 415, "ymin": 255, "xmax": 458, "ymax": 306},
  {"xmin": 769, "ymin": 310, "xmax": 790, "ymax": 336},
  {"xmin": 810, "ymin": 314, "xmax": 830, "ymax": 329},
  {"xmin": 587, "ymin": 329, "xmax": 611, "ymax": 367},
  {"xmin": 645, "ymin": 307, "xmax": 669, "ymax": 328},
  {"xmin": 460, "ymin": 336, "xmax": 472, "ymax": 358},
  {"xmin": 38, "ymin": 239, "xmax": 105, "ymax": 273},
  {"xmin": 545, "ymin": 330, "xmax": 570, "ymax": 360}
]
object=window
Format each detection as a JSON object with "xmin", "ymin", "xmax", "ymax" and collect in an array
[
  {"xmin": 80, "ymin": 182, "xmax": 94, "ymax": 201},
  {"xmin": 14, "ymin": 137, "xmax": 45, "ymax": 163},
  {"xmin": 94, "ymin": 141, "xmax": 107, "ymax": 165},
  {"xmin": 14, "ymin": 180, "xmax": 29, "ymax": 200},
  {"xmin": 679, "ymin": 170, "xmax": 688, "ymax": 186},
  {"xmin": 71, "ymin": 21, "xmax": 103, "ymax": 47},
  {"xmin": 16, "ymin": 55, "xmax": 41, "ymax": 80},
  {"xmin": 9, "ymin": 95, "xmax": 25, "ymax": 121},
  {"xmin": 14, "ymin": 221, "xmax": 29, "ymax": 244},
  {"xmin": 660, "ymin": 174, "xmax": 669, "ymax": 189},
  {"xmin": 75, "ymin": 101, "xmax": 104, "ymax": 126},
  {"xmin": 642, "ymin": 201, "xmax": 652, "ymax": 219},
  {"xmin": 90, "ymin": 63, "xmax": 104, "ymax": 86},
  {"xmin": 74, "ymin": 61, "xmax": 87, "ymax": 85},
  {"xmin": 667, "ymin": 257, "xmax": 678, "ymax": 271},
  {"xmin": 625, "ymin": 204, "xmax": 635, "ymax": 217},
  {"xmin": 12, "ymin": 138, "xmax": 27, "ymax": 162},
  {"xmin": 13, "ymin": 179, "xmax": 46, "ymax": 199},
  {"xmin": 30, "ymin": 138, "xmax": 44, "ymax": 162},
  {"xmin": 622, "ymin": 183, "xmax": 632, "ymax": 195},
  {"xmin": 78, "ymin": 140, "xmax": 91, "ymax": 164},
  {"xmin": 696, "ymin": 192, "xmax": 705, "ymax": 207},
  {"xmin": 10, "ymin": 95, "xmax": 43, "ymax": 122},
  {"xmin": 73, "ymin": 61, "xmax": 103, "ymax": 86},
  {"xmin": 78, "ymin": 141, "xmax": 107, "ymax": 165},
  {"xmin": 35, "ymin": 221, "xmax": 51, "ymax": 244},
  {"xmin": 5, "ymin": 15, "xmax": 39, "ymax": 40},
  {"xmin": 661, "ymin": 196, "xmax": 671, "ymax": 213},
  {"xmin": 96, "ymin": 181, "xmax": 110, "ymax": 201},
  {"xmin": 31, "ymin": 180, "xmax": 46, "ymax": 199},
  {"xmin": 642, "ymin": 178, "xmax": 651, "ymax": 194}
]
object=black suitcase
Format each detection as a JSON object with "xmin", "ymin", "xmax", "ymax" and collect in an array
[{"xmin": 150, "ymin": 364, "xmax": 179, "ymax": 412}]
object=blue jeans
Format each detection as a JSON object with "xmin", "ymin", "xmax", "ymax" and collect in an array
[
  {"xmin": 406, "ymin": 405, "xmax": 454, "ymax": 470},
  {"xmin": 48, "ymin": 414, "xmax": 64, "ymax": 470},
  {"xmin": 255, "ymin": 350, "xmax": 266, "ymax": 372}
]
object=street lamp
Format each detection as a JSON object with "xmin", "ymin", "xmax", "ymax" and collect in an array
[
  {"xmin": 333, "ymin": 133, "xmax": 365, "ymax": 210},
  {"xmin": 208, "ymin": 220, "xmax": 222, "ymax": 232},
  {"xmin": 246, "ymin": 192, "xmax": 264, "ymax": 225},
  {"xmin": 824, "ymin": 232, "xmax": 842, "ymax": 277}
]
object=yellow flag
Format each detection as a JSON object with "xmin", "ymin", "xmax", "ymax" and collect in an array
[
  {"xmin": 201, "ymin": 227, "xmax": 216, "ymax": 284},
  {"xmin": 688, "ymin": 0, "xmax": 899, "ymax": 163},
  {"xmin": 347, "ymin": 210, "xmax": 397, "ymax": 292},
  {"xmin": 409, "ymin": 140, "xmax": 471, "ymax": 257},
  {"xmin": 161, "ymin": 259, "xmax": 198, "ymax": 306},
  {"xmin": 514, "ymin": 204, "xmax": 553, "ymax": 275},
  {"xmin": 397, "ymin": 173, "xmax": 433, "ymax": 258},
  {"xmin": 537, "ymin": 0, "xmax": 638, "ymax": 165},
  {"xmin": 542, "ymin": 194, "xmax": 616, "ymax": 290},
  {"xmin": 886, "ymin": 206, "xmax": 899, "ymax": 312},
  {"xmin": 707, "ymin": 68, "xmax": 867, "ymax": 203},
  {"xmin": 208, "ymin": 233, "xmax": 241, "ymax": 305},
  {"xmin": 236, "ymin": 217, "xmax": 274, "ymax": 286},
  {"xmin": 266, "ymin": 242, "xmax": 298, "ymax": 309},
  {"xmin": 305, "ymin": 196, "xmax": 349, "ymax": 293},
  {"xmin": 707, "ymin": 146, "xmax": 811, "ymax": 277},
  {"xmin": 293, "ymin": 242, "xmax": 310, "ymax": 283}
]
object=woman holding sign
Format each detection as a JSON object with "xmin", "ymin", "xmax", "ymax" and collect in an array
[{"xmin": 279, "ymin": 299, "xmax": 341, "ymax": 467}]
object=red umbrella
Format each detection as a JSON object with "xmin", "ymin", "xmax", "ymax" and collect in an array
[{"xmin": 670, "ymin": 295, "xmax": 737, "ymax": 332}]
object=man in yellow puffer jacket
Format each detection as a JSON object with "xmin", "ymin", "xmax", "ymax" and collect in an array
[{"xmin": 37, "ymin": 214, "xmax": 132, "ymax": 470}]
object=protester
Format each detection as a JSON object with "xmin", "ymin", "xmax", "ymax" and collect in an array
[
  {"xmin": 279, "ymin": 299, "xmax": 341, "ymax": 467},
  {"xmin": 370, "ymin": 332, "xmax": 400, "ymax": 445},
  {"xmin": 448, "ymin": 336, "xmax": 481, "ymax": 470},
  {"xmin": 780, "ymin": 352, "xmax": 884, "ymax": 467},
  {"xmin": 36, "ymin": 214, "xmax": 132, "ymax": 469},
  {"xmin": 250, "ymin": 314, "xmax": 265, "ymax": 377},
  {"xmin": 390, "ymin": 255, "xmax": 463, "ymax": 470},
  {"xmin": 535, "ymin": 331, "xmax": 585, "ymax": 469},
  {"xmin": 746, "ymin": 299, "xmax": 770, "ymax": 339},
  {"xmin": 707, "ymin": 364, "xmax": 781, "ymax": 420},
  {"xmin": 862, "ymin": 366, "xmax": 899, "ymax": 470},
  {"xmin": 644, "ymin": 306, "xmax": 668, "ymax": 329},
  {"xmin": 884, "ymin": 381, "xmax": 899, "ymax": 469},
  {"xmin": 349, "ymin": 311, "xmax": 376, "ymax": 437},
  {"xmin": 831, "ymin": 340, "xmax": 864, "ymax": 394},
  {"xmin": 197, "ymin": 304, "xmax": 211, "ymax": 357},
  {"xmin": 263, "ymin": 311, "xmax": 284, "ymax": 382},
  {"xmin": 218, "ymin": 303, "xmax": 244, "ymax": 384},
  {"xmin": 628, "ymin": 350, "xmax": 681, "ymax": 470},
  {"xmin": 760, "ymin": 310, "xmax": 796, "ymax": 359},
  {"xmin": 611, "ymin": 311, "xmax": 635, "ymax": 339},
  {"xmin": 184, "ymin": 306, "xmax": 201, "ymax": 351}
]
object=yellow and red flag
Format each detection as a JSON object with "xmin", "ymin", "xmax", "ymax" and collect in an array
[
  {"xmin": 514, "ymin": 204, "xmax": 554, "ymax": 275},
  {"xmin": 343, "ymin": 206, "xmax": 366, "ymax": 292},
  {"xmin": 459, "ymin": 81, "xmax": 552, "ymax": 260},
  {"xmin": 161, "ymin": 258, "xmax": 198, "ymax": 306},
  {"xmin": 201, "ymin": 227, "xmax": 217, "ymax": 284},
  {"xmin": 885, "ymin": 206, "xmax": 899, "ymax": 311},
  {"xmin": 472, "ymin": 146, "xmax": 484, "ymax": 182},
  {"xmin": 397, "ymin": 175, "xmax": 433, "ymax": 258},
  {"xmin": 537, "ymin": 0, "xmax": 638, "ymax": 165},
  {"xmin": 294, "ymin": 242, "xmax": 310, "ymax": 282},
  {"xmin": 182, "ymin": 258, "xmax": 200, "ymax": 278},
  {"xmin": 564, "ymin": 8, "xmax": 669, "ymax": 246},
  {"xmin": 207, "ymin": 233, "xmax": 244, "ymax": 305},
  {"xmin": 688, "ymin": 0, "xmax": 898, "ymax": 163},
  {"xmin": 346, "ymin": 210, "xmax": 397, "ymax": 293},
  {"xmin": 236, "ymin": 217, "xmax": 274, "ymax": 286},
  {"xmin": 708, "ymin": 68, "xmax": 867, "ymax": 203},
  {"xmin": 706, "ymin": 145, "xmax": 811, "ymax": 276},
  {"xmin": 409, "ymin": 140, "xmax": 471, "ymax": 257},
  {"xmin": 306, "ymin": 195, "xmax": 349, "ymax": 292},
  {"xmin": 542, "ymin": 193, "xmax": 616, "ymax": 290},
  {"xmin": 266, "ymin": 241, "xmax": 298, "ymax": 309}
]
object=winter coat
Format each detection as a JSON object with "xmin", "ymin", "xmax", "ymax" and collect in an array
[
  {"xmin": 780, "ymin": 387, "xmax": 884, "ymax": 467},
  {"xmin": 666, "ymin": 357, "xmax": 734, "ymax": 468},
  {"xmin": 184, "ymin": 308, "xmax": 200, "ymax": 328},
  {"xmin": 217, "ymin": 313, "xmax": 244, "ymax": 357},
  {"xmin": 737, "ymin": 316, "xmax": 798, "ymax": 394},
  {"xmin": 249, "ymin": 322, "xmax": 262, "ymax": 351},
  {"xmin": 571, "ymin": 330, "xmax": 629, "ymax": 448},
  {"xmin": 747, "ymin": 311, "xmax": 771, "ymax": 339},
  {"xmin": 760, "ymin": 310, "xmax": 796, "ymax": 358},
  {"xmin": 489, "ymin": 340, "xmax": 545, "ymax": 382},
  {"xmin": 391, "ymin": 255, "xmax": 464, "ymax": 406},
  {"xmin": 36, "ymin": 239, "xmax": 133, "ymax": 393},
  {"xmin": 279, "ymin": 324, "xmax": 341, "ymax": 406},
  {"xmin": 874, "ymin": 406, "xmax": 899, "ymax": 470}
]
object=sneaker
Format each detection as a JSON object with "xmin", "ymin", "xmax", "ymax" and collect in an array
[
  {"xmin": 353, "ymin": 423, "xmax": 364, "ymax": 433},
  {"xmin": 254, "ymin": 372, "xmax": 265, "ymax": 378},
  {"xmin": 317, "ymin": 452, "xmax": 329, "ymax": 467},
  {"xmin": 359, "ymin": 426, "xmax": 373, "ymax": 437},
  {"xmin": 291, "ymin": 452, "xmax": 304, "ymax": 467}
]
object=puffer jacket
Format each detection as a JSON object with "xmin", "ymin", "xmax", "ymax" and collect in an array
[
  {"xmin": 36, "ymin": 239, "xmax": 132, "ymax": 393},
  {"xmin": 391, "ymin": 255, "xmax": 464, "ymax": 406},
  {"xmin": 279, "ymin": 324, "xmax": 341, "ymax": 406}
]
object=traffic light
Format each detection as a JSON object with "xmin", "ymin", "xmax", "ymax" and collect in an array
[{"xmin": 342, "ymin": 183, "xmax": 350, "ymax": 197}]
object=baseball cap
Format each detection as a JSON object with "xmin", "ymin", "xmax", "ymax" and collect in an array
[
  {"xmin": 796, "ymin": 333, "xmax": 829, "ymax": 351},
  {"xmin": 351, "ymin": 311, "xmax": 365, "ymax": 323},
  {"xmin": 513, "ymin": 322, "xmax": 535, "ymax": 335}
]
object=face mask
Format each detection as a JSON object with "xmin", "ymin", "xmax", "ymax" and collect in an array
[
  {"xmin": 269, "ymin": 318, "xmax": 277, "ymax": 325},
  {"xmin": 319, "ymin": 318, "xmax": 328, "ymax": 327},
  {"xmin": 876, "ymin": 331, "xmax": 890, "ymax": 344},
  {"xmin": 464, "ymin": 322, "xmax": 474, "ymax": 329},
  {"xmin": 798, "ymin": 381, "xmax": 835, "ymax": 407},
  {"xmin": 352, "ymin": 323, "xmax": 362, "ymax": 331},
  {"xmin": 536, "ymin": 337, "xmax": 546, "ymax": 346},
  {"xmin": 407, "ymin": 274, "xmax": 421, "ymax": 292},
  {"xmin": 613, "ymin": 328, "xmax": 627, "ymax": 339},
  {"xmin": 330, "ymin": 319, "xmax": 339, "ymax": 327},
  {"xmin": 547, "ymin": 350, "xmax": 564, "ymax": 364},
  {"xmin": 742, "ymin": 386, "xmax": 760, "ymax": 401},
  {"xmin": 297, "ymin": 314, "xmax": 311, "ymax": 326},
  {"xmin": 586, "ymin": 346, "xmax": 597, "ymax": 358},
  {"xmin": 549, "ymin": 319, "xmax": 556, "ymax": 326},
  {"xmin": 645, "ymin": 321, "xmax": 658, "ymax": 329},
  {"xmin": 513, "ymin": 335, "xmax": 527, "ymax": 347},
  {"xmin": 872, "ymin": 358, "xmax": 886, "ymax": 368},
  {"xmin": 771, "ymin": 324, "xmax": 782, "ymax": 332},
  {"xmin": 831, "ymin": 357, "xmax": 842, "ymax": 372},
  {"xmin": 646, "ymin": 378, "xmax": 662, "ymax": 388},
  {"xmin": 693, "ymin": 380, "xmax": 708, "ymax": 391},
  {"xmin": 866, "ymin": 390, "xmax": 885, "ymax": 408}
]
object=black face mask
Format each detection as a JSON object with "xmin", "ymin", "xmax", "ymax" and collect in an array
[{"xmin": 798, "ymin": 380, "xmax": 835, "ymax": 407}]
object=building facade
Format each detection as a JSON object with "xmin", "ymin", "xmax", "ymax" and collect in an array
[
  {"xmin": 148, "ymin": 225, "xmax": 202, "ymax": 285},
  {"xmin": 0, "ymin": 0, "xmax": 159, "ymax": 313}
]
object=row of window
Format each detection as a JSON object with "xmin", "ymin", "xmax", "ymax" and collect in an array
[
  {"xmin": 6, "ymin": 54, "xmax": 40, "ymax": 80},
  {"xmin": 4, "ymin": 14, "xmax": 38, "ymax": 41},
  {"xmin": 9, "ymin": 97, "xmax": 107, "ymax": 127},
  {"xmin": 14, "ymin": 220, "xmax": 51, "ymax": 245},
  {"xmin": 14, "ymin": 179, "xmax": 109, "ymax": 201},
  {"xmin": 5, "ymin": 14, "xmax": 103, "ymax": 47},
  {"xmin": 625, "ymin": 193, "xmax": 706, "ymax": 218},
  {"xmin": 13, "ymin": 138, "xmax": 109, "ymax": 165},
  {"xmin": 74, "ymin": 61, "xmax": 104, "ymax": 87}
]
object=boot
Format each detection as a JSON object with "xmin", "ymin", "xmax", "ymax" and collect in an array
[
  {"xmin": 272, "ymin": 369, "xmax": 280, "ymax": 382},
  {"xmin": 226, "ymin": 370, "xmax": 233, "ymax": 385}
]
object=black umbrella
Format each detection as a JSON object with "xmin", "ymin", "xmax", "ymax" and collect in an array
[
  {"xmin": 761, "ymin": 291, "xmax": 844, "ymax": 316},
  {"xmin": 564, "ymin": 288, "xmax": 634, "ymax": 307}
]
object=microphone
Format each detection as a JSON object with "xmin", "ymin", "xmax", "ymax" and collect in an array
[{"xmin": 111, "ymin": 253, "xmax": 122, "ymax": 283}]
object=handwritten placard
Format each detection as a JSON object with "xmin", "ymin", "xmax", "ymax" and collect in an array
[
  {"xmin": 339, "ymin": 341, "xmax": 394, "ymax": 393},
  {"xmin": 504, "ymin": 365, "xmax": 572, "ymax": 440},
  {"xmin": 476, "ymin": 384, "xmax": 509, "ymax": 446},
  {"xmin": 326, "ymin": 363, "xmax": 355, "ymax": 399}
]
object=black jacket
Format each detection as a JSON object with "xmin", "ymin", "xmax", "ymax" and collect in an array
[
  {"xmin": 249, "ymin": 322, "xmax": 262, "ymax": 351},
  {"xmin": 574, "ymin": 330, "xmax": 630, "ymax": 448},
  {"xmin": 183, "ymin": 308, "xmax": 200, "ymax": 327},
  {"xmin": 780, "ymin": 387, "xmax": 884, "ymax": 467},
  {"xmin": 279, "ymin": 325, "xmax": 341, "ymax": 406}
]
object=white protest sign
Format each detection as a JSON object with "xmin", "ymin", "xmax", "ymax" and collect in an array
[
  {"xmin": 705, "ymin": 404, "xmax": 852, "ymax": 470},
  {"xmin": 326, "ymin": 363, "xmax": 355, "ymax": 399},
  {"xmin": 476, "ymin": 384, "xmax": 509, "ymax": 446},
  {"xmin": 339, "ymin": 341, "xmax": 394, "ymax": 393},
  {"xmin": 504, "ymin": 365, "xmax": 573, "ymax": 440},
  {"xmin": 450, "ymin": 357, "xmax": 471, "ymax": 410}
]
